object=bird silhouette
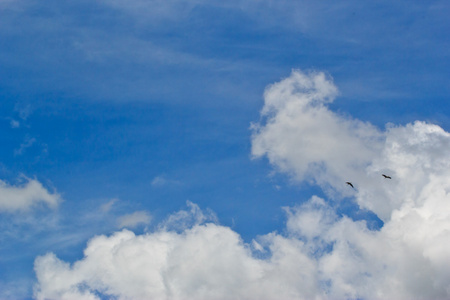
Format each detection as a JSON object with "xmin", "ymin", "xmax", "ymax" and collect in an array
[
  {"xmin": 382, "ymin": 174, "xmax": 392, "ymax": 179},
  {"xmin": 346, "ymin": 182, "xmax": 354, "ymax": 188}
]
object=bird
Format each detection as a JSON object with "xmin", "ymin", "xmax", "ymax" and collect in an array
[
  {"xmin": 346, "ymin": 182, "xmax": 354, "ymax": 188},
  {"xmin": 382, "ymin": 174, "xmax": 392, "ymax": 179}
]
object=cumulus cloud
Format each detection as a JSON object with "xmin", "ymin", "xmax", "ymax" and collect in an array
[
  {"xmin": 117, "ymin": 211, "xmax": 152, "ymax": 229},
  {"xmin": 251, "ymin": 70, "xmax": 450, "ymax": 222},
  {"xmin": 251, "ymin": 70, "xmax": 383, "ymax": 197},
  {"xmin": 33, "ymin": 197, "xmax": 450, "ymax": 300},
  {"xmin": 0, "ymin": 178, "xmax": 60, "ymax": 212},
  {"xmin": 33, "ymin": 70, "xmax": 450, "ymax": 299},
  {"xmin": 34, "ymin": 204, "xmax": 322, "ymax": 300}
]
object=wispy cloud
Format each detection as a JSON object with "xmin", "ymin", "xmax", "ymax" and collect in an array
[
  {"xmin": 151, "ymin": 176, "xmax": 168, "ymax": 187},
  {"xmin": 14, "ymin": 136, "xmax": 36, "ymax": 156},
  {"xmin": 0, "ymin": 278, "xmax": 31, "ymax": 300},
  {"xmin": 117, "ymin": 210, "xmax": 151, "ymax": 229},
  {"xmin": 1, "ymin": 0, "xmax": 444, "ymax": 109},
  {"xmin": 159, "ymin": 201, "xmax": 217, "ymax": 232},
  {"xmin": 100, "ymin": 198, "xmax": 119, "ymax": 213},
  {"xmin": 9, "ymin": 119, "xmax": 20, "ymax": 128},
  {"xmin": 15, "ymin": 104, "xmax": 32, "ymax": 121},
  {"xmin": 151, "ymin": 175, "xmax": 182, "ymax": 188}
]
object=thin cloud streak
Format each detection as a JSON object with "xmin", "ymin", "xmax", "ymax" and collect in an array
[{"xmin": 14, "ymin": 136, "xmax": 36, "ymax": 156}]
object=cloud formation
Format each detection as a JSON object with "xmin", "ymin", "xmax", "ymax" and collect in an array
[
  {"xmin": 0, "ymin": 178, "xmax": 60, "ymax": 212},
  {"xmin": 251, "ymin": 70, "xmax": 450, "ymax": 222},
  {"xmin": 34, "ymin": 70, "xmax": 450, "ymax": 299},
  {"xmin": 251, "ymin": 70, "xmax": 383, "ymax": 198},
  {"xmin": 117, "ymin": 211, "xmax": 152, "ymax": 229}
]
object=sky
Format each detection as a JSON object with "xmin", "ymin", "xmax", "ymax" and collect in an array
[{"xmin": 1, "ymin": 0, "xmax": 450, "ymax": 299}]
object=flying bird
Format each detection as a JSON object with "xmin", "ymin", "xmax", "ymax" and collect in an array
[
  {"xmin": 346, "ymin": 182, "xmax": 354, "ymax": 188},
  {"xmin": 382, "ymin": 174, "xmax": 392, "ymax": 179}
]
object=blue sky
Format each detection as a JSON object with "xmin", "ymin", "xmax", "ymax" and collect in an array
[{"xmin": 1, "ymin": 1, "xmax": 450, "ymax": 299}]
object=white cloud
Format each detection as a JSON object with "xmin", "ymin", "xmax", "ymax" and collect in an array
[
  {"xmin": 117, "ymin": 211, "xmax": 151, "ymax": 229},
  {"xmin": 33, "ymin": 71, "xmax": 450, "ymax": 299},
  {"xmin": 0, "ymin": 178, "xmax": 60, "ymax": 212},
  {"xmin": 357, "ymin": 121, "xmax": 450, "ymax": 220},
  {"xmin": 34, "ymin": 207, "xmax": 322, "ymax": 300},
  {"xmin": 34, "ymin": 194, "xmax": 450, "ymax": 300},
  {"xmin": 251, "ymin": 69, "xmax": 383, "ymax": 197},
  {"xmin": 250, "ymin": 70, "xmax": 450, "ymax": 222}
]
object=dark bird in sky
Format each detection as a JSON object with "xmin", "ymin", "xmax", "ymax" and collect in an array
[
  {"xmin": 346, "ymin": 182, "xmax": 354, "ymax": 188},
  {"xmin": 382, "ymin": 174, "xmax": 392, "ymax": 179}
]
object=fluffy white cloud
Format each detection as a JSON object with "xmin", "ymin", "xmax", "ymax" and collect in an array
[
  {"xmin": 34, "ymin": 197, "xmax": 450, "ymax": 300},
  {"xmin": 34, "ymin": 207, "xmax": 322, "ymax": 300},
  {"xmin": 33, "ymin": 71, "xmax": 450, "ymax": 299},
  {"xmin": 251, "ymin": 70, "xmax": 383, "ymax": 198},
  {"xmin": 0, "ymin": 178, "xmax": 60, "ymax": 212},
  {"xmin": 251, "ymin": 70, "xmax": 450, "ymax": 222},
  {"xmin": 253, "ymin": 70, "xmax": 450, "ymax": 298}
]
